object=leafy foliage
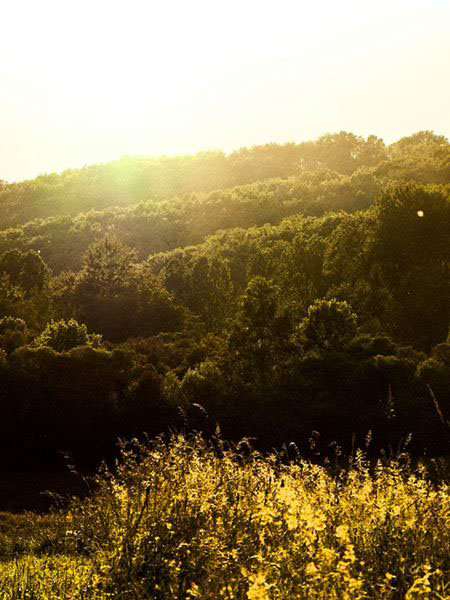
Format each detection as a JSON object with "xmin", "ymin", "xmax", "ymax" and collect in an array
[
  {"xmin": 0, "ymin": 130, "xmax": 449, "ymax": 469},
  {"xmin": 0, "ymin": 133, "xmax": 449, "ymax": 596},
  {"xmin": 299, "ymin": 298, "xmax": 358, "ymax": 352},
  {"xmin": 0, "ymin": 435, "xmax": 448, "ymax": 598},
  {"xmin": 33, "ymin": 318, "xmax": 102, "ymax": 352}
]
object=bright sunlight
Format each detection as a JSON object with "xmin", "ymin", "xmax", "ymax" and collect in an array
[{"xmin": 1, "ymin": 0, "xmax": 449, "ymax": 181}]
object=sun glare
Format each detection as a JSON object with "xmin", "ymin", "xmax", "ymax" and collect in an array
[{"xmin": 0, "ymin": 0, "xmax": 449, "ymax": 181}]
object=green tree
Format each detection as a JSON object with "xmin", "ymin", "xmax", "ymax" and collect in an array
[
  {"xmin": 299, "ymin": 299, "xmax": 358, "ymax": 352},
  {"xmin": 369, "ymin": 185, "xmax": 450, "ymax": 349},
  {"xmin": 0, "ymin": 249, "xmax": 50, "ymax": 295},
  {"xmin": 313, "ymin": 132, "xmax": 382, "ymax": 174},
  {"xmin": 228, "ymin": 276, "xmax": 292, "ymax": 374},
  {"xmin": 74, "ymin": 244, "xmax": 185, "ymax": 342},
  {"xmin": 377, "ymin": 132, "xmax": 450, "ymax": 183},
  {"xmin": 0, "ymin": 274, "xmax": 24, "ymax": 319},
  {"xmin": 0, "ymin": 316, "xmax": 29, "ymax": 354},
  {"xmin": 78, "ymin": 235, "xmax": 137, "ymax": 298},
  {"xmin": 0, "ymin": 252, "xmax": 52, "ymax": 329},
  {"xmin": 389, "ymin": 131, "xmax": 448, "ymax": 160},
  {"xmin": 186, "ymin": 256, "xmax": 233, "ymax": 330},
  {"xmin": 34, "ymin": 318, "xmax": 102, "ymax": 352}
]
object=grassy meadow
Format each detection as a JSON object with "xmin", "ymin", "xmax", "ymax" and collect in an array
[{"xmin": 0, "ymin": 434, "xmax": 448, "ymax": 599}]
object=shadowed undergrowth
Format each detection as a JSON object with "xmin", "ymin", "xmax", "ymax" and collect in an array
[{"xmin": 0, "ymin": 433, "xmax": 449, "ymax": 599}]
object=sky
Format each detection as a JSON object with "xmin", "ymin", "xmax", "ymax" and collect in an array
[{"xmin": 1, "ymin": 0, "xmax": 449, "ymax": 183}]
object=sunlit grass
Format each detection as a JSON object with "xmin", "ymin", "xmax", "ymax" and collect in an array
[{"xmin": 0, "ymin": 434, "xmax": 449, "ymax": 598}]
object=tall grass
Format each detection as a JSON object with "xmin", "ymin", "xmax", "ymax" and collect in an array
[{"xmin": 0, "ymin": 433, "xmax": 449, "ymax": 599}]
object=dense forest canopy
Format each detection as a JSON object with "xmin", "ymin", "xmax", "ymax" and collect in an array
[
  {"xmin": 1, "ymin": 130, "xmax": 448, "ymax": 229},
  {"xmin": 0, "ymin": 130, "xmax": 449, "ymax": 469}
]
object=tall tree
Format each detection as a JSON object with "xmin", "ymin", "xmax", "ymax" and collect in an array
[{"xmin": 298, "ymin": 298, "xmax": 358, "ymax": 353}]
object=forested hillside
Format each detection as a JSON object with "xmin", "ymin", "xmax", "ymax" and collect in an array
[{"xmin": 0, "ymin": 131, "xmax": 449, "ymax": 471}]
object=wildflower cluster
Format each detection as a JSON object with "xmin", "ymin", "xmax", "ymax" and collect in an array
[{"xmin": 0, "ymin": 435, "xmax": 448, "ymax": 598}]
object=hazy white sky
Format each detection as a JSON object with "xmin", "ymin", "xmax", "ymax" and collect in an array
[{"xmin": 1, "ymin": 0, "xmax": 449, "ymax": 182}]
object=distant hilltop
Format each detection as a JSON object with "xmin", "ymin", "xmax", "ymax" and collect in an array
[{"xmin": 1, "ymin": 131, "xmax": 448, "ymax": 229}]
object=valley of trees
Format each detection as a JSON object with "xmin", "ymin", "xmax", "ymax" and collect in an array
[{"xmin": 0, "ymin": 131, "xmax": 449, "ymax": 471}]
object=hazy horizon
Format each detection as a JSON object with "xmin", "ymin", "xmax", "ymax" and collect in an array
[{"xmin": 1, "ymin": 0, "xmax": 449, "ymax": 183}]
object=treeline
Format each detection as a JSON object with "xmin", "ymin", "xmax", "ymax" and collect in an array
[
  {"xmin": 1, "ymin": 131, "xmax": 448, "ymax": 229},
  {"xmin": 0, "ymin": 192, "xmax": 449, "ymax": 467},
  {"xmin": 3, "ymin": 184, "xmax": 447, "ymax": 349},
  {"xmin": 0, "ymin": 132, "xmax": 449, "ymax": 470},
  {"xmin": 0, "ymin": 169, "xmax": 382, "ymax": 273}
]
